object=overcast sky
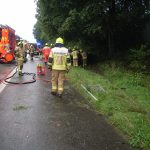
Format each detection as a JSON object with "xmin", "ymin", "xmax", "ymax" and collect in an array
[{"xmin": 0, "ymin": 0, "xmax": 37, "ymax": 43}]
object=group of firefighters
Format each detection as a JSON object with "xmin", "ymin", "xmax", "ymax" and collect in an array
[
  {"xmin": 69, "ymin": 47, "xmax": 87, "ymax": 68},
  {"xmin": 14, "ymin": 37, "xmax": 87, "ymax": 98},
  {"xmin": 42, "ymin": 43, "xmax": 87, "ymax": 68}
]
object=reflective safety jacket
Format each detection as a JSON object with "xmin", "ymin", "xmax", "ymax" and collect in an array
[
  {"xmin": 48, "ymin": 47, "xmax": 71, "ymax": 70},
  {"xmin": 72, "ymin": 50, "xmax": 78, "ymax": 59},
  {"xmin": 15, "ymin": 46, "xmax": 25, "ymax": 60}
]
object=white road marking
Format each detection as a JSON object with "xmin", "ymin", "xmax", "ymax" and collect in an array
[{"xmin": 0, "ymin": 67, "xmax": 17, "ymax": 93}]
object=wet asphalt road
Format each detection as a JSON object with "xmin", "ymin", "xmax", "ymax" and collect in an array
[{"xmin": 0, "ymin": 57, "xmax": 134, "ymax": 150}]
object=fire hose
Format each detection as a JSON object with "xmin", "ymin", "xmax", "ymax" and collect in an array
[{"xmin": 4, "ymin": 68, "xmax": 36, "ymax": 84}]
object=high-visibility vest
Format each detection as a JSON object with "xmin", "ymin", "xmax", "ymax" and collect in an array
[
  {"xmin": 49, "ymin": 47, "xmax": 71, "ymax": 70},
  {"xmin": 72, "ymin": 50, "xmax": 78, "ymax": 59}
]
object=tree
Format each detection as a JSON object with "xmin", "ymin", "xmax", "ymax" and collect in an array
[{"xmin": 34, "ymin": 0, "xmax": 150, "ymax": 60}]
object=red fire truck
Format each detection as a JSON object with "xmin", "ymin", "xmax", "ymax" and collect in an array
[{"xmin": 0, "ymin": 24, "xmax": 16, "ymax": 63}]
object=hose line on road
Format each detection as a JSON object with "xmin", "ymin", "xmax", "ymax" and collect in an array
[{"xmin": 4, "ymin": 68, "xmax": 36, "ymax": 84}]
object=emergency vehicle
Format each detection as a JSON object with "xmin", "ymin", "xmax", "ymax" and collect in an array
[{"xmin": 0, "ymin": 24, "xmax": 16, "ymax": 63}]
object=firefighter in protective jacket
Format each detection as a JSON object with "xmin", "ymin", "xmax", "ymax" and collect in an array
[
  {"xmin": 72, "ymin": 47, "xmax": 78, "ymax": 67},
  {"xmin": 29, "ymin": 44, "xmax": 35, "ymax": 60},
  {"xmin": 15, "ymin": 42, "xmax": 26, "ymax": 75},
  {"xmin": 42, "ymin": 43, "xmax": 51, "ymax": 64},
  {"xmin": 80, "ymin": 49, "xmax": 87, "ymax": 68},
  {"xmin": 48, "ymin": 37, "xmax": 71, "ymax": 97}
]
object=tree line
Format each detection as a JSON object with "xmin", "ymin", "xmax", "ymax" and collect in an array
[{"xmin": 33, "ymin": 0, "xmax": 150, "ymax": 70}]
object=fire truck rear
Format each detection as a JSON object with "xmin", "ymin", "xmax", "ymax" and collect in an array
[{"xmin": 0, "ymin": 24, "xmax": 16, "ymax": 63}]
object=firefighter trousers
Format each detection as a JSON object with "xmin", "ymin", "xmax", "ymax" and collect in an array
[
  {"xmin": 73, "ymin": 59, "xmax": 78, "ymax": 67},
  {"xmin": 17, "ymin": 57, "xmax": 24, "ymax": 71},
  {"xmin": 51, "ymin": 70, "xmax": 66, "ymax": 95},
  {"xmin": 83, "ymin": 58, "xmax": 87, "ymax": 67}
]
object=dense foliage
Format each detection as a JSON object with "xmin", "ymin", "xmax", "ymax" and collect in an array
[{"xmin": 33, "ymin": 0, "xmax": 150, "ymax": 66}]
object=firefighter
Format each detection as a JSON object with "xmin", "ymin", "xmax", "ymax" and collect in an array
[
  {"xmin": 71, "ymin": 47, "xmax": 78, "ymax": 67},
  {"xmin": 15, "ymin": 42, "xmax": 26, "ymax": 75},
  {"xmin": 48, "ymin": 37, "xmax": 71, "ymax": 98},
  {"xmin": 14, "ymin": 43, "xmax": 20, "ymax": 66},
  {"xmin": 80, "ymin": 49, "xmax": 87, "ymax": 68},
  {"xmin": 29, "ymin": 44, "xmax": 35, "ymax": 60},
  {"xmin": 68, "ymin": 47, "xmax": 73, "ymax": 65},
  {"xmin": 23, "ymin": 41, "xmax": 28, "ymax": 62},
  {"xmin": 78, "ymin": 48, "xmax": 82, "ymax": 66},
  {"xmin": 42, "ymin": 43, "xmax": 51, "ymax": 65}
]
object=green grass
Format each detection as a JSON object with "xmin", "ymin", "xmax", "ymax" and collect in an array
[{"xmin": 67, "ymin": 64, "xmax": 150, "ymax": 150}]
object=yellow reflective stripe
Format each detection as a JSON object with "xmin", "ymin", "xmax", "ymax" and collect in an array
[
  {"xmin": 58, "ymin": 87, "xmax": 63, "ymax": 90},
  {"xmin": 18, "ymin": 57, "xmax": 24, "ymax": 60},
  {"xmin": 52, "ymin": 86, "xmax": 57, "ymax": 90},
  {"xmin": 18, "ymin": 66, "xmax": 21, "ymax": 70},
  {"xmin": 52, "ymin": 85, "xmax": 57, "ymax": 89},
  {"xmin": 58, "ymin": 87, "xmax": 63, "ymax": 94},
  {"xmin": 52, "ymin": 66, "xmax": 66, "ymax": 70}
]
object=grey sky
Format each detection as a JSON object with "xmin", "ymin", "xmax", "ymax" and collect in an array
[{"xmin": 0, "ymin": 0, "xmax": 37, "ymax": 43}]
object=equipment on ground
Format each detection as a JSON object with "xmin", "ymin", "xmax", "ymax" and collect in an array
[
  {"xmin": 0, "ymin": 25, "xmax": 16, "ymax": 63},
  {"xmin": 4, "ymin": 68, "xmax": 36, "ymax": 84},
  {"xmin": 37, "ymin": 64, "xmax": 45, "ymax": 76}
]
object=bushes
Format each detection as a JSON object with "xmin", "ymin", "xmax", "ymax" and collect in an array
[{"xmin": 128, "ymin": 44, "xmax": 150, "ymax": 72}]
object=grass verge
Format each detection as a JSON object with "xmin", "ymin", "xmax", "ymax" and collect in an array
[{"xmin": 66, "ymin": 64, "xmax": 150, "ymax": 150}]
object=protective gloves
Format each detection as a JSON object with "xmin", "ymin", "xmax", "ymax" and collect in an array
[{"xmin": 47, "ymin": 62, "xmax": 52, "ymax": 70}]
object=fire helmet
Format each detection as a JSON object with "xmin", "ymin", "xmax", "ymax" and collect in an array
[
  {"xmin": 56, "ymin": 37, "xmax": 64, "ymax": 44},
  {"xmin": 18, "ymin": 41, "xmax": 23, "ymax": 46}
]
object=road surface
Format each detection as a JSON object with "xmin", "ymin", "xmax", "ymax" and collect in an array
[{"xmin": 0, "ymin": 57, "xmax": 134, "ymax": 150}]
